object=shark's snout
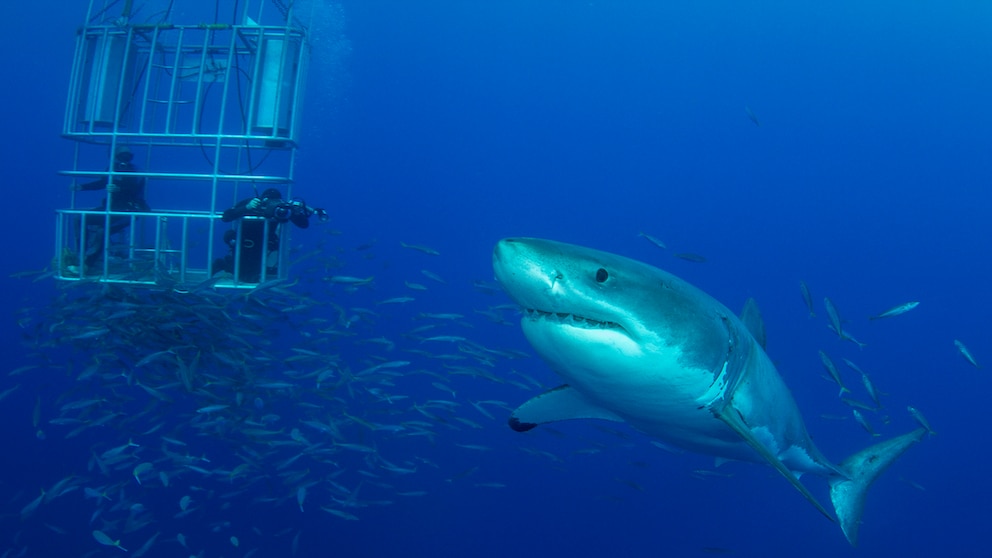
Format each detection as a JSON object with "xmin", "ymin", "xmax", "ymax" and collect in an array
[
  {"xmin": 492, "ymin": 238, "xmax": 515, "ymax": 273},
  {"xmin": 492, "ymin": 238, "xmax": 524, "ymax": 275},
  {"xmin": 493, "ymin": 238, "xmax": 549, "ymax": 309}
]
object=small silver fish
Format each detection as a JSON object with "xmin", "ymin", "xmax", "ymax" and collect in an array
[
  {"xmin": 744, "ymin": 105, "xmax": 761, "ymax": 126},
  {"xmin": 674, "ymin": 252, "xmax": 707, "ymax": 263},
  {"xmin": 954, "ymin": 339, "xmax": 980, "ymax": 368},
  {"xmin": 400, "ymin": 242, "xmax": 440, "ymax": 256},
  {"xmin": 852, "ymin": 410, "xmax": 880, "ymax": 437},
  {"xmin": 860, "ymin": 372, "xmax": 882, "ymax": 409},
  {"xmin": 841, "ymin": 358, "xmax": 866, "ymax": 375},
  {"xmin": 70, "ymin": 328, "xmax": 110, "ymax": 340},
  {"xmin": 799, "ymin": 281, "xmax": 815, "ymax": 318},
  {"xmin": 824, "ymin": 297, "xmax": 845, "ymax": 341},
  {"xmin": 840, "ymin": 397, "xmax": 876, "ymax": 412},
  {"xmin": 869, "ymin": 301, "xmax": 919, "ymax": 320},
  {"xmin": 827, "ymin": 323, "xmax": 867, "ymax": 349},
  {"xmin": 638, "ymin": 232, "xmax": 667, "ymax": 250},
  {"xmin": 179, "ymin": 495, "xmax": 192, "ymax": 511},
  {"xmin": 900, "ymin": 477, "xmax": 926, "ymax": 492},
  {"xmin": 327, "ymin": 275, "xmax": 375, "ymax": 285},
  {"xmin": 819, "ymin": 350, "xmax": 850, "ymax": 396},
  {"xmin": 132, "ymin": 462, "xmax": 153, "ymax": 484},
  {"xmin": 419, "ymin": 312, "xmax": 463, "ymax": 320},
  {"xmin": 296, "ymin": 485, "xmax": 307, "ymax": 512},
  {"xmin": 420, "ymin": 335, "xmax": 466, "ymax": 343},
  {"xmin": 92, "ymin": 530, "xmax": 127, "ymax": 552},
  {"xmin": 420, "ymin": 269, "xmax": 446, "ymax": 284},
  {"xmin": 907, "ymin": 406, "xmax": 936, "ymax": 436},
  {"xmin": 376, "ymin": 297, "xmax": 415, "ymax": 305},
  {"xmin": 195, "ymin": 404, "xmax": 229, "ymax": 414},
  {"xmin": 321, "ymin": 507, "xmax": 359, "ymax": 520}
]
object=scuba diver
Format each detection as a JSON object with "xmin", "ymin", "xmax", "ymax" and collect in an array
[
  {"xmin": 72, "ymin": 146, "xmax": 150, "ymax": 271},
  {"xmin": 212, "ymin": 188, "xmax": 327, "ymax": 282}
]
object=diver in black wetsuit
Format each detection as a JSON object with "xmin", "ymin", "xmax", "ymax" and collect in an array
[
  {"xmin": 213, "ymin": 188, "xmax": 327, "ymax": 282},
  {"xmin": 73, "ymin": 146, "xmax": 150, "ymax": 269}
]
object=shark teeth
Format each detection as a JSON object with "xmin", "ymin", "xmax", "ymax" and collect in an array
[{"xmin": 524, "ymin": 308, "xmax": 620, "ymax": 329}]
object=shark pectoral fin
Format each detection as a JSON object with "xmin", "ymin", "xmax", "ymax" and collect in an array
[
  {"xmin": 508, "ymin": 384, "xmax": 623, "ymax": 432},
  {"xmin": 828, "ymin": 427, "xmax": 926, "ymax": 547},
  {"xmin": 713, "ymin": 406, "xmax": 834, "ymax": 522}
]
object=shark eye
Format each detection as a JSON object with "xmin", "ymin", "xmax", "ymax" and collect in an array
[{"xmin": 595, "ymin": 268, "xmax": 609, "ymax": 283}]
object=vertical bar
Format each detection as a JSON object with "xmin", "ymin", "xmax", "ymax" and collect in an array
[
  {"xmin": 289, "ymin": 31, "xmax": 308, "ymax": 144},
  {"xmin": 206, "ymin": 208, "xmax": 217, "ymax": 277},
  {"xmin": 232, "ymin": 220, "xmax": 242, "ymax": 284},
  {"xmin": 153, "ymin": 214, "xmax": 163, "ymax": 275},
  {"xmin": 146, "ymin": 28, "xmax": 167, "ymax": 135},
  {"xmin": 138, "ymin": 25, "xmax": 161, "ymax": 135},
  {"xmin": 75, "ymin": 211, "xmax": 86, "ymax": 277},
  {"xmin": 281, "ymin": 155, "xmax": 295, "ymax": 278},
  {"xmin": 64, "ymin": 29, "xmax": 86, "ymax": 136},
  {"xmin": 106, "ymin": 26, "xmax": 134, "ymax": 219},
  {"xmin": 115, "ymin": 24, "xmax": 136, "ymax": 133},
  {"xmin": 215, "ymin": 26, "xmax": 239, "ymax": 140},
  {"xmin": 245, "ymin": 27, "xmax": 264, "ymax": 138},
  {"xmin": 128, "ymin": 213, "xmax": 137, "ymax": 264},
  {"xmin": 242, "ymin": 0, "xmax": 253, "ymax": 26},
  {"xmin": 78, "ymin": 211, "xmax": 88, "ymax": 276},
  {"xmin": 270, "ymin": 28, "xmax": 285, "ymax": 138},
  {"xmin": 54, "ymin": 211, "xmax": 63, "ymax": 278},
  {"xmin": 78, "ymin": 210, "xmax": 89, "ymax": 275},
  {"xmin": 259, "ymin": 219, "xmax": 270, "ymax": 283},
  {"xmin": 191, "ymin": 28, "xmax": 211, "ymax": 135},
  {"xmin": 275, "ymin": 219, "xmax": 284, "ymax": 281},
  {"xmin": 164, "ymin": 26, "xmax": 185, "ymax": 135},
  {"xmin": 253, "ymin": 0, "xmax": 265, "ymax": 26},
  {"xmin": 180, "ymin": 215, "xmax": 189, "ymax": 282},
  {"xmin": 84, "ymin": 28, "xmax": 106, "ymax": 137},
  {"xmin": 69, "ymin": 142, "xmax": 81, "ymax": 209},
  {"xmin": 213, "ymin": 30, "xmax": 238, "ymax": 193}
]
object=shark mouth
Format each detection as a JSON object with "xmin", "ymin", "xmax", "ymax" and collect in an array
[{"xmin": 523, "ymin": 308, "xmax": 625, "ymax": 331}]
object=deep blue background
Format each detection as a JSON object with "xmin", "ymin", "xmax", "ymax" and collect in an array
[{"xmin": 3, "ymin": 1, "xmax": 991, "ymax": 556}]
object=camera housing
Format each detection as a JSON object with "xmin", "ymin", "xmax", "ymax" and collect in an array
[{"xmin": 261, "ymin": 200, "xmax": 296, "ymax": 222}]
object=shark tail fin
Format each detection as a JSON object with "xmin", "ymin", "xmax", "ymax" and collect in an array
[{"xmin": 828, "ymin": 428, "xmax": 926, "ymax": 546}]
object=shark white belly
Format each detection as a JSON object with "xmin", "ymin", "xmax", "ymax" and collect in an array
[{"xmin": 493, "ymin": 237, "xmax": 925, "ymax": 546}]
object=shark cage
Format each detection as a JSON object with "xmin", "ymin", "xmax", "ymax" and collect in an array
[{"xmin": 55, "ymin": 0, "xmax": 314, "ymax": 288}]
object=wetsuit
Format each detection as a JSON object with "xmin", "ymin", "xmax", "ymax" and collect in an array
[
  {"xmin": 81, "ymin": 161, "xmax": 150, "ymax": 267},
  {"xmin": 213, "ymin": 195, "xmax": 310, "ymax": 282}
]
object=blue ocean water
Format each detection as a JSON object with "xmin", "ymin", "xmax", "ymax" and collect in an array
[{"xmin": 2, "ymin": 1, "xmax": 991, "ymax": 556}]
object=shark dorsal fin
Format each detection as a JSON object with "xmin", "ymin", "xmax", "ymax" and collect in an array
[{"xmin": 740, "ymin": 297, "xmax": 767, "ymax": 349}]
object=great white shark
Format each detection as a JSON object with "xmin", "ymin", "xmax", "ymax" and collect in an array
[{"xmin": 492, "ymin": 237, "xmax": 925, "ymax": 546}]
